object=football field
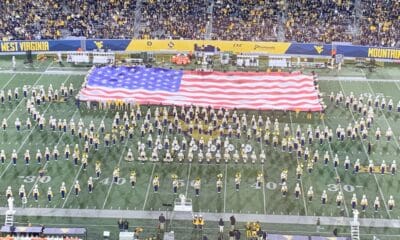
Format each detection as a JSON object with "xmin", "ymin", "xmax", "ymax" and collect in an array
[{"xmin": 1, "ymin": 59, "xmax": 400, "ymax": 239}]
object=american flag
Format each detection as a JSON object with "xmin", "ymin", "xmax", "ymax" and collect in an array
[{"xmin": 78, "ymin": 66, "xmax": 322, "ymax": 111}]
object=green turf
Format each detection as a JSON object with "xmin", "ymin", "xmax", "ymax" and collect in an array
[{"xmin": 0, "ymin": 59, "xmax": 400, "ymax": 239}]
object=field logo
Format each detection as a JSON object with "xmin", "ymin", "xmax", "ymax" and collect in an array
[
  {"xmin": 94, "ymin": 41, "xmax": 104, "ymax": 49},
  {"xmin": 314, "ymin": 45, "xmax": 324, "ymax": 54}
]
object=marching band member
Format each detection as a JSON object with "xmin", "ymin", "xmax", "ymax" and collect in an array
[
  {"xmin": 354, "ymin": 159, "xmax": 360, "ymax": 173},
  {"xmin": 18, "ymin": 185, "xmax": 25, "ymax": 199},
  {"xmin": 344, "ymin": 156, "xmax": 350, "ymax": 171},
  {"xmin": 24, "ymin": 149, "xmax": 30, "ymax": 165},
  {"xmin": 351, "ymin": 194, "xmax": 357, "ymax": 209},
  {"xmin": 113, "ymin": 167, "xmax": 120, "ymax": 183},
  {"xmin": 333, "ymin": 154, "xmax": 339, "ymax": 168},
  {"xmin": 381, "ymin": 160, "xmax": 386, "ymax": 174},
  {"xmin": 391, "ymin": 160, "xmax": 396, "ymax": 175},
  {"xmin": 234, "ymin": 172, "xmax": 241, "ymax": 192},
  {"xmin": 369, "ymin": 160, "xmax": 374, "ymax": 174},
  {"xmin": 11, "ymin": 149, "xmax": 17, "ymax": 165},
  {"xmin": 130, "ymin": 170, "xmax": 136, "ymax": 188},
  {"xmin": 223, "ymin": 149, "xmax": 230, "ymax": 164},
  {"xmin": 74, "ymin": 180, "xmax": 81, "ymax": 196},
  {"xmin": 64, "ymin": 144, "xmax": 70, "ymax": 160},
  {"xmin": 281, "ymin": 182, "xmax": 288, "ymax": 197},
  {"xmin": 60, "ymin": 182, "xmax": 67, "ymax": 200},
  {"xmin": 164, "ymin": 149, "xmax": 172, "ymax": 163},
  {"xmin": 336, "ymin": 192, "xmax": 343, "ymax": 207},
  {"xmin": 33, "ymin": 184, "xmax": 40, "ymax": 202},
  {"xmin": 2, "ymin": 118, "xmax": 7, "ymax": 130},
  {"xmin": 386, "ymin": 127, "xmax": 393, "ymax": 141},
  {"xmin": 250, "ymin": 151, "xmax": 257, "ymax": 164},
  {"xmin": 361, "ymin": 194, "xmax": 368, "ymax": 211},
  {"xmin": 388, "ymin": 195, "xmax": 395, "ymax": 210},
  {"xmin": 0, "ymin": 149, "xmax": 5, "ymax": 164},
  {"xmin": 126, "ymin": 148, "xmax": 134, "ymax": 162},
  {"xmin": 88, "ymin": 177, "xmax": 93, "ymax": 193},
  {"xmin": 15, "ymin": 118, "xmax": 21, "ymax": 131},
  {"xmin": 172, "ymin": 176, "xmax": 179, "ymax": 194},
  {"xmin": 256, "ymin": 172, "xmax": 263, "ymax": 189},
  {"xmin": 178, "ymin": 150, "xmax": 184, "ymax": 163},
  {"xmin": 321, "ymin": 190, "xmax": 327, "ymax": 204},
  {"xmin": 374, "ymin": 196, "xmax": 380, "ymax": 212},
  {"xmin": 260, "ymin": 149, "xmax": 266, "ymax": 164},
  {"xmin": 95, "ymin": 161, "xmax": 101, "ymax": 179},
  {"xmin": 47, "ymin": 187, "xmax": 53, "ymax": 202},
  {"xmin": 194, "ymin": 177, "xmax": 201, "ymax": 197},
  {"xmin": 294, "ymin": 183, "xmax": 301, "ymax": 199},
  {"xmin": 296, "ymin": 163, "xmax": 303, "ymax": 180},
  {"xmin": 307, "ymin": 186, "xmax": 313, "ymax": 202},
  {"xmin": 280, "ymin": 169, "xmax": 287, "ymax": 183},
  {"xmin": 216, "ymin": 174, "xmax": 223, "ymax": 194},
  {"xmin": 153, "ymin": 175, "xmax": 160, "ymax": 193},
  {"xmin": 6, "ymin": 186, "xmax": 12, "ymax": 198}
]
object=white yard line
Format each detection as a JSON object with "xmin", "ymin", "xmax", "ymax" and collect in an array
[
  {"xmin": 142, "ymin": 163, "xmax": 156, "ymax": 210},
  {"xmin": 62, "ymin": 113, "xmax": 108, "ymax": 209},
  {"xmin": 26, "ymin": 108, "xmax": 80, "ymax": 198},
  {"xmin": 0, "ymin": 73, "xmax": 57, "ymax": 179},
  {"xmin": 319, "ymin": 117, "xmax": 349, "ymax": 217},
  {"xmin": 5, "ymin": 73, "xmax": 48, "ymax": 122},
  {"xmin": 288, "ymin": 112, "xmax": 308, "ymax": 216},
  {"xmin": 394, "ymin": 81, "xmax": 400, "ymax": 91},
  {"xmin": 262, "ymin": 164, "xmax": 267, "ymax": 215},
  {"xmin": 338, "ymin": 80, "xmax": 391, "ymax": 218},
  {"xmin": 0, "ymin": 74, "xmax": 17, "ymax": 90},
  {"xmin": 184, "ymin": 163, "xmax": 192, "ymax": 197},
  {"xmin": 61, "ymin": 165, "xmax": 83, "ymax": 208},
  {"xmin": 101, "ymin": 139, "xmax": 129, "ymax": 209},
  {"xmin": 366, "ymin": 81, "xmax": 400, "ymax": 150},
  {"xmin": 223, "ymin": 163, "xmax": 228, "ymax": 213}
]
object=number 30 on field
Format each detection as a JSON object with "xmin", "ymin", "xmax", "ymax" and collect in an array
[{"xmin": 19, "ymin": 176, "xmax": 51, "ymax": 184}]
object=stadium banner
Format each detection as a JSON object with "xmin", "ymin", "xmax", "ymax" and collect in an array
[
  {"xmin": 337, "ymin": 45, "xmax": 400, "ymax": 60},
  {"xmin": 285, "ymin": 43, "xmax": 332, "ymax": 56},
  {"xmin": 0, "ymin": 40, "xmax": 81, "ymax": 52},
  {"xmin": 0, "ymin": 39, "xmax": 399, "ymax": 60},
  {"xmin": 85, "ymin": 39, "xmax": 131, "ymax": 51},
  {"xmin": 125, "ymin": 39, "xmax": 291, "ymax": 54}
]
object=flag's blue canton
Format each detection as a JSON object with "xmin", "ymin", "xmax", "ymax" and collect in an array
[{"xmin": 87, "ymin": 66, "xmax": 183, "ymax": 92}]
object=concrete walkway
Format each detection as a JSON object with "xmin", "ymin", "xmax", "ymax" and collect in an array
[{"xmin": 1, "ymin": 207, "xmax": 399, "ymax": 229}]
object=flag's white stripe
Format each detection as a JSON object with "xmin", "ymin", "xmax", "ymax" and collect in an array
[
  {"xmin": 84, "ymin": 85, "xmax": 317, "ymax": 95},
  {"xmin": 180, "ymin": 81, "xmax": 314, "ymax": 89},
  {"xmin": 80, "ymin": 90, "xmax": 320, "ymax": 105},
  {"xmin": 80, "ymin": 88, "xmax": 319, "ymax": 101},
  {"xmin": 182, "ymin": 74, "xmax": 313, "ymax": 81},
  {"xmin": 79, "ymin": 94, "xmax": 321, "ymax": 111}
]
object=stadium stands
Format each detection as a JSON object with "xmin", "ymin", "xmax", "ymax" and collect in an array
[
  {"xmin": 0, "ymin": 0, "xmax": 398, "ymax": 47},
  {"xmin": 211, "ymin": 0, "xmax": 280, "ymax": 41}
]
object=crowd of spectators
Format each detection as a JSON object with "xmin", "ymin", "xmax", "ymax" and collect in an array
[
  {"xmin": 284, "ymin": 0, "xmax": 354, "ymax": 44},
  {"xmin": 211, "ymin": 0, "xmax": 280, "ymax": 41},
  {"xmin": 0, "ymin": 0, "xmax": 136, "ymax": 41},
  {"xmin": 359, "ymin": 0, "xmax": 399, "ymax": 47},
  {"xmin": 0, "ymin": 0, "xmax": 399, "ymax": 47},
  {"xmin": 139, "ymin": 0, "xmax": 208, "ymax": 40}
]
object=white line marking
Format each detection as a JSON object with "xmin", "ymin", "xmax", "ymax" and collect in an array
[
  {"xmin": 101, "ymin": 139, "xmax": 129, "ymax": 209},
  {"xmin": 262, "ymin": 164, "xmax": 267, "ymax": 215},
  {"xmin": 62, "ymin": 110, "xmax": 108, "ymax": 208},
  {"xmin": 223, "ymin": 163, "xmax": 227, "ymax": 213},
  {"xmin": 185, "ymin": 163, "xmax": 191, "ymax": 197},
  {"xmin": 338, "ymin": 79, "xmax": 391, "ymax": 218},
  {"xmin": 288, "ymin": 112, "xmax": 308, "ymax": 216},
  {"xmin": 142, "ymin": 163, "xmax": 156, "ymax": 210},
  {"xmin": 0, "ymin": 73, "xmax": 54, "ymax": 179},
  {"xmin": 26, "ymin": 108, "xmax": 79, "ymax": 198},
  {"xmin": 0, "ymin": 74, "xmax": 17, "ymax": 90}
]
